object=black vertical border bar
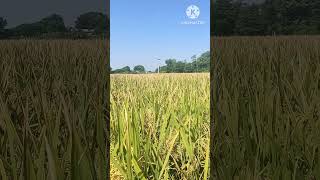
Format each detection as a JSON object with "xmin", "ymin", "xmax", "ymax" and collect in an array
[
  {"xmin": 106, "ymin": 0, "xmax": 110, "ymax": 179},
  {"xmin": 210, "ymin": 0, "xmax": 214, "ymax": 179},
  {"xmin": 210, "ymin": 0, "xmax": 221, "ymax": 179},
  {"xmin": 106, "ymin": 43, "xmax": 110, "ymax": 180}
]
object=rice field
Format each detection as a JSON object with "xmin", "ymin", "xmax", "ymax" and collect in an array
[
  {"xmin": 211, "ymin": 36, "xmax": 320, "ymax": 179},
  {"xmin": 2, "ymin": 36, "xmax": 320, "ymax": 180},
  {"xmin": 0, "ymin": 40, "xmax": 109, "ymax": 179},
  {"xmin": 110, "ymin": 73, "xmax": 210, "ymax": 179}
]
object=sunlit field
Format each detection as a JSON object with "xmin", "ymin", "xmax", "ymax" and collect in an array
[
  {"xmin": 111, "ymin": 73, "xmax": 210, "ymax": 179},
  {"xmin": 211, "ymin": 36, "xmax": 320, "ymax": 179}
]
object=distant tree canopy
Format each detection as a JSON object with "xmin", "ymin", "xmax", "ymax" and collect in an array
[
  {"xmin": 0, "ymin": 17, "xmax": 7, "ymax": 29},
  {"xmin": 12, "ymin": 23, "xmax": 44, "ymax": 37},
  {"xmin": 212, "ymin": 0, "xmax": 320, "ymax": 36},
  {"xmin": 112, "ymin": 66, "xmax": 132, "ymax": 74},
  {"xmin": 112, "ymin": 65, "xmax": 146, "ymax": 74},
  {"xmin": 0, "ymin": 17, "xmax": 8, "ymax": 39},
  {"xmin": 133, "ymin": 65, "xmax": 146, "ymax": 73},
  {"xmin": 12, "ymin": 14, "xmax": 66, "ymax": 37},
  {"xmin": 0, "ymin": 12, "xmax": 109, "ymax": 39},
  {"xmin": 75, "ymin": 12, "xmax": 109, "ymax": 34},
  {"xmin": 40, "ymin": 14, "xmax": 67, "ymax": 33},
  {"xmin": 112, "ymin": 51, "xmax": 210, "ymax": 74},
  {"xmin": 158, "ymin": 51, "xmax": 210, "ymax": 73}
]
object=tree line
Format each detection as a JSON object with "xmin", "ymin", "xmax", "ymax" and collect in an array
[
  {"xmin": 0, "ymin": 12, "xmax": 109, "ymax": 39},
  {"xmin": 111, "ymin": 51, "xmax": 210, "ymax": 74},
  {"xmin": 212, "ymin": 0, "xmax": 320, "ymax": 36}
]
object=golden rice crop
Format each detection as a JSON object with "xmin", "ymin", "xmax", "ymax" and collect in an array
[
  {"xmin": 0, "ymin": 39, "xmax": 109, "ymax": 179},
  {"xmin": 110, "ymin": 73, "xmax": 210, "ymax": 179},
  {"xmin": 211, "ymin": 36, "xmax": 320, "ymax": 179}
]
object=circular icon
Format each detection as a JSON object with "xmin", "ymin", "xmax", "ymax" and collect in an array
[{"xmin": 186, "ymin": 5, "xmax": 200, "ymax": 19}]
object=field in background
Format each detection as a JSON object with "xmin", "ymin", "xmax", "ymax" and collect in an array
[
  {"xmin": 0, "ymin": 40, "xmax": 109, "ymax": 179},
  {"xmin": 211, "ymin": 36, "xmax": 320, "ymax": 179},
  {"xmin": 111, "ymin": 73, "xmax": 210, "ymax": 179}
]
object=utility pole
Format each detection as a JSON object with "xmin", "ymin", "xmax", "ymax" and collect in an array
[
  {"xmin": 157, "ymin": 59, "xmax": 161, "ymax": 73},
  {"xmin": 191, "ymin": 55, "xmax": 197, "ymax": 72}
]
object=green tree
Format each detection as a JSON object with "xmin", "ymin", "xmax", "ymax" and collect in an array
[
  {"xmin": 196, "ymin": 51, "xmax": 210, "ymax": 72},
  {"xmin": 11, "ymin": 14, "xmax": 66, "ymax": 37},
  {"xmin": 156, "ymin": 51, "xmax": 210, "ymax": 73},
  {"xmin": 12, "ymin": 22, "xmax": 45, "ymax": 37},
  {"xmin": 191, "ymin": 55, "xmax": 198, "ymax": 72},
  {"xmin": 133, "ymin": 65, "xmax": 145, "ymax": 73},
  {"xmin": 0, "ymin": 17, "xmax": 7, "ymax": 29},
  {"xmin": 184, "ymin": 63, "xmax": 194, "ymax": 73},
  {"xmin": 211, "ymin": 0, "xmax": 320, "ymax": 36},
  {"xmin": 0, "ymin": 17, "xmax": 9, "ymax": 39},
  {"xmin": 112, "ymin": 66, "xmax": 131, "ymax": 74},
  {"xmin": 75, "ymin": 12, "xmax": 108, "ymax": 34},
  {"xmin": 175, "ymin": 61, "xmax": 186, "ymax": 73},
  {"xmin": 40, "ymin": 14, "xmax": 66, "ymax": 33},
  {"xmin": 213, "ymin": 0, "xmax": 238, "ymax": 36},
  {"xmin": 310, "ymin": 0, "xmax": 320, "ymax": 32},
  {"xmin": 235, "ymin": 4, "xmax": 266, "ymax": 35},
  {"xmin": 165, "ymin": 59, "xmax": 177, "ymax": 73},
  {"xmin": 158, "ymin": 66, "xmax": 167, "ymax": 73}
]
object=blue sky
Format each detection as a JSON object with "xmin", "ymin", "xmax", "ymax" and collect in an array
[{"xmin": 111, "ymin": 0, "xmax": 210, "ymax": 71}]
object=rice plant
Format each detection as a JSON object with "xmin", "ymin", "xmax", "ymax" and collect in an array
[
  {"xmin": 0, "ymin": 39, "xmax": 109, "ymax": 180},
  {"xmin": 211, "ymin": 36, "xmax": 320, "ymax": 179},
  {"xmin": 110, "ymin": 73, "xmax": 210, "ymax": 179}
]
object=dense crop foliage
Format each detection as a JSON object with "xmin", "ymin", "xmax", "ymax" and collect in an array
[
  {"xmin": 0, "ymin": 40, "xmax": 109, "ymax": 179},
  {"xmin": 211, "ymin": 36, "xmax": 320, "ymax": 179},
  {"xmin": 111, "ymin": 74, "xmax": 210, "ymax": 179}
]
